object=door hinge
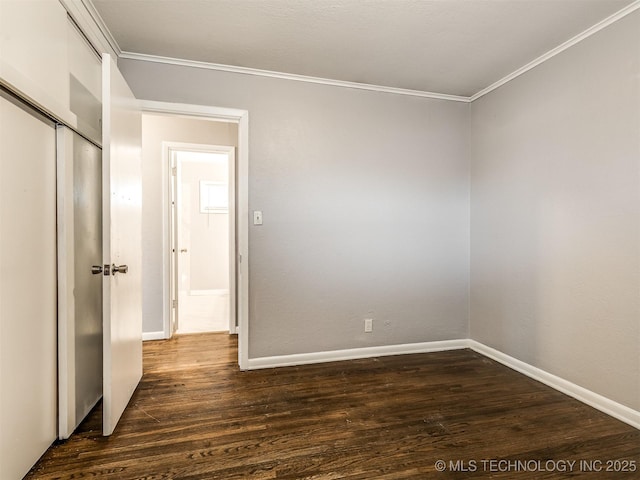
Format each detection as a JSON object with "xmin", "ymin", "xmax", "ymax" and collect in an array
[
  {"xmin": 171, "ymin": 166, "xmax": 177, "ymax": 176},
  {"xmin": 172, "ymin": 299, "xmax": 177, "ymax": 308}
]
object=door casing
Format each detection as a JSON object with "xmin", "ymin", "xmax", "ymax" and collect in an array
[{"xmin": 140, "ymin": 100, "xmax": 249, "ymax": 370}]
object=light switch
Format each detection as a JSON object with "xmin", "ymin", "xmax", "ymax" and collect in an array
[{"xmin": 253, "ymin": 210, "xmax": 263, "ymax": 225}]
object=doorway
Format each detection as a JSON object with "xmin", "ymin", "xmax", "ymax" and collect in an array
[
  {"xmin": 170, "ymin": 146, "xmax": 236, "ymax": 335},
  {"xmin": 140, "ymin": 101, "xmax": 249, "ymax": 370}
]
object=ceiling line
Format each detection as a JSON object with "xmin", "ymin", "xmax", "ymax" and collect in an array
[
  {"xmin": 82, "ymin": 0, "xmax": 639, "ymax": 104},
  {"xmin": 69, "ymin": 0, "xmax": 122, "ymax": 57},
  {"xmin": 119, "ymin": 51, "xmax": 471, "ymax": 103},
  {"xmin": 470, "ymin": 0, "xmax": 640, "ymax": 102}
]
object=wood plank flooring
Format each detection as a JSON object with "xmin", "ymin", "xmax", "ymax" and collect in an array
[{"xmin": 26, "ymin": 333, "xmax": 639, "ymax": 479}]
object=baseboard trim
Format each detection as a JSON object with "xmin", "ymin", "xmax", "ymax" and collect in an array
[
  {"xmin": 246, "ymin": 339, "xmax": 469, "ymax": 370},
  {"xmin": 245, "ymin": 338, "xmax": 639, "ymax": 430},
  {"xmin": 142, "ymin": 331, "xmax": 167, "ymax": 341},
  {"xmin": 467, "ymin": 340, "xmax": 640, "ymax": 430}
]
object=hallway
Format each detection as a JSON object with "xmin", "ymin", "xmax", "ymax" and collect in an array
[{"xmin": 176, "ymin": 292, "xmax": 230, "ymax": 334}]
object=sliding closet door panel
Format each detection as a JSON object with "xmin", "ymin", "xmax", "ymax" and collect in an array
[
  {"xmin": 57, "ymin": 126, "xmax": 75, "ymax": 440},
  {"xmin": 73, "ymin": 133, "xmax": 103, "ymax": 425},
  {"xmin": 57, "ymin": 127, "xmax": 103, "ymax": 440},
  {"xmin": 0, "ymin": 94, "xmax": 57, "ymax": 480}
]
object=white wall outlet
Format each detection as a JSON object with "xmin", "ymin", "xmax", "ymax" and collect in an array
[
  {"xmin": 253, "ymin": 210, "xmax": 263, "ymax": 225},
  {"xmin": 364, "ymin": 318, "xmax": 373, "ymax": 333}
]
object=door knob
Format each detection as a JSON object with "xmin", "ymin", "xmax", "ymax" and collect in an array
[
  {"xmin": 112, "ymin": 264, "xmax": 129, "ymax": 274},
  {"xmin": 91, "ymin": 265, "xmax": 103, "ymax": 275}
]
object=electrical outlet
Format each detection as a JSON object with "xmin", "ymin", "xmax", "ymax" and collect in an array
[{"xmin": 364, "ymin": 318, "xmax": 373, "ymax": 333}]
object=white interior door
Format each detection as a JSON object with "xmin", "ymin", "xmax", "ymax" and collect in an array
[
  {"xmin": 169, "ymin": 147, "xmax": 235, "ymax": 335},
  {"xmin": 102, "ymin": 54, "xmax": 142, "ymax": 436}
]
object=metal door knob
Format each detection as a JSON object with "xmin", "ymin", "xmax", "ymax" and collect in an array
[
  {"xmin": 112, "ymin": 264, "xmax": 129, "ymax": 274},
  {"xmin": 91, "ymin": 265, "xmax": 103, "ymax": 275}
]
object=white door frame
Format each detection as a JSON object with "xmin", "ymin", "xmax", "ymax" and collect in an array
[
  {"xmin": 140, "ymin": 100, "xmax": 249, "ymax": 370},
  {"xmin": 167, "ymin": 142, "xmax": 236, "ymax": 335}
]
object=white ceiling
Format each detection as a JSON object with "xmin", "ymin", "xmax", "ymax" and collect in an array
[{"xmin": 91, "ymin": 0, "xmax": 636, "ymax": 97}]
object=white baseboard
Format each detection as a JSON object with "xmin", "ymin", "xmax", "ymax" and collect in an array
[
  {"xmin": 246, "ymin": 339, "xmax": 469, "ymax": 370},
  {"xmin": 467, "ymin": 340, "xmax": 640, "ymax": 430},
  {"xmin": 244, "ymin": 338, "xmax": 639, "ymax": 430},
  {"xmin": 142, "ymin": 331, "xmax": 167, "ymax": 341}
]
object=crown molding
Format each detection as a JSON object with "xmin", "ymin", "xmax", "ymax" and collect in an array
[
  {"xmin": 470, "ymin": 0, "xmax": 640, "ymax": 102},
  {"xmin": 76, "ymin": 0, "xmax": 639, "ymax": 104},
  {"xmin": 119, "ymin": 51, "xmax": 471, "ymax": 102},
  {"xmin": 59, "ymin": 0, "xmax": 121, "ymax": 58},
  {"xmin": 79, "ymin": 0, "xmax": 121, "ymax": 56}
]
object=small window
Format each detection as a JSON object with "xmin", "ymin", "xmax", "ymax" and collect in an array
[{"xmin": 199, "ymin": 181, "xmax": 228, "ymax": 213}]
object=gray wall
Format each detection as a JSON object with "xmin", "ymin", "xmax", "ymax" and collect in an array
[
  {"xmin": 470, "ymin": 12, "xmax": 640, "ymax": 410},
  {"xmin": 141, "ymin": 114, "xmax": 237, "ymax": 333},
  {"xmin": 125, "ymin": 60, "xmax": 471, "ymax": 357}
]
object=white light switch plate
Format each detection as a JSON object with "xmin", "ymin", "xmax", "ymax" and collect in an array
[{"xmin": 253, "ymin": 210, "xmax": 263, "ymax": 225}]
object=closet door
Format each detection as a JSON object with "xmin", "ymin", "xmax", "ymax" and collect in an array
[
  {"xmin": 57, "ymin": 127, "xmax": 103, "ymax": 439},
  {"xmin": 0, "ymin": 93, "xmax": 57, "ymax": 480}
]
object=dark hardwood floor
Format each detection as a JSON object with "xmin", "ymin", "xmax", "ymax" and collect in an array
[{"xmin": 26, "ymin": 333, "xmax": 639, "ymax": 479}]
